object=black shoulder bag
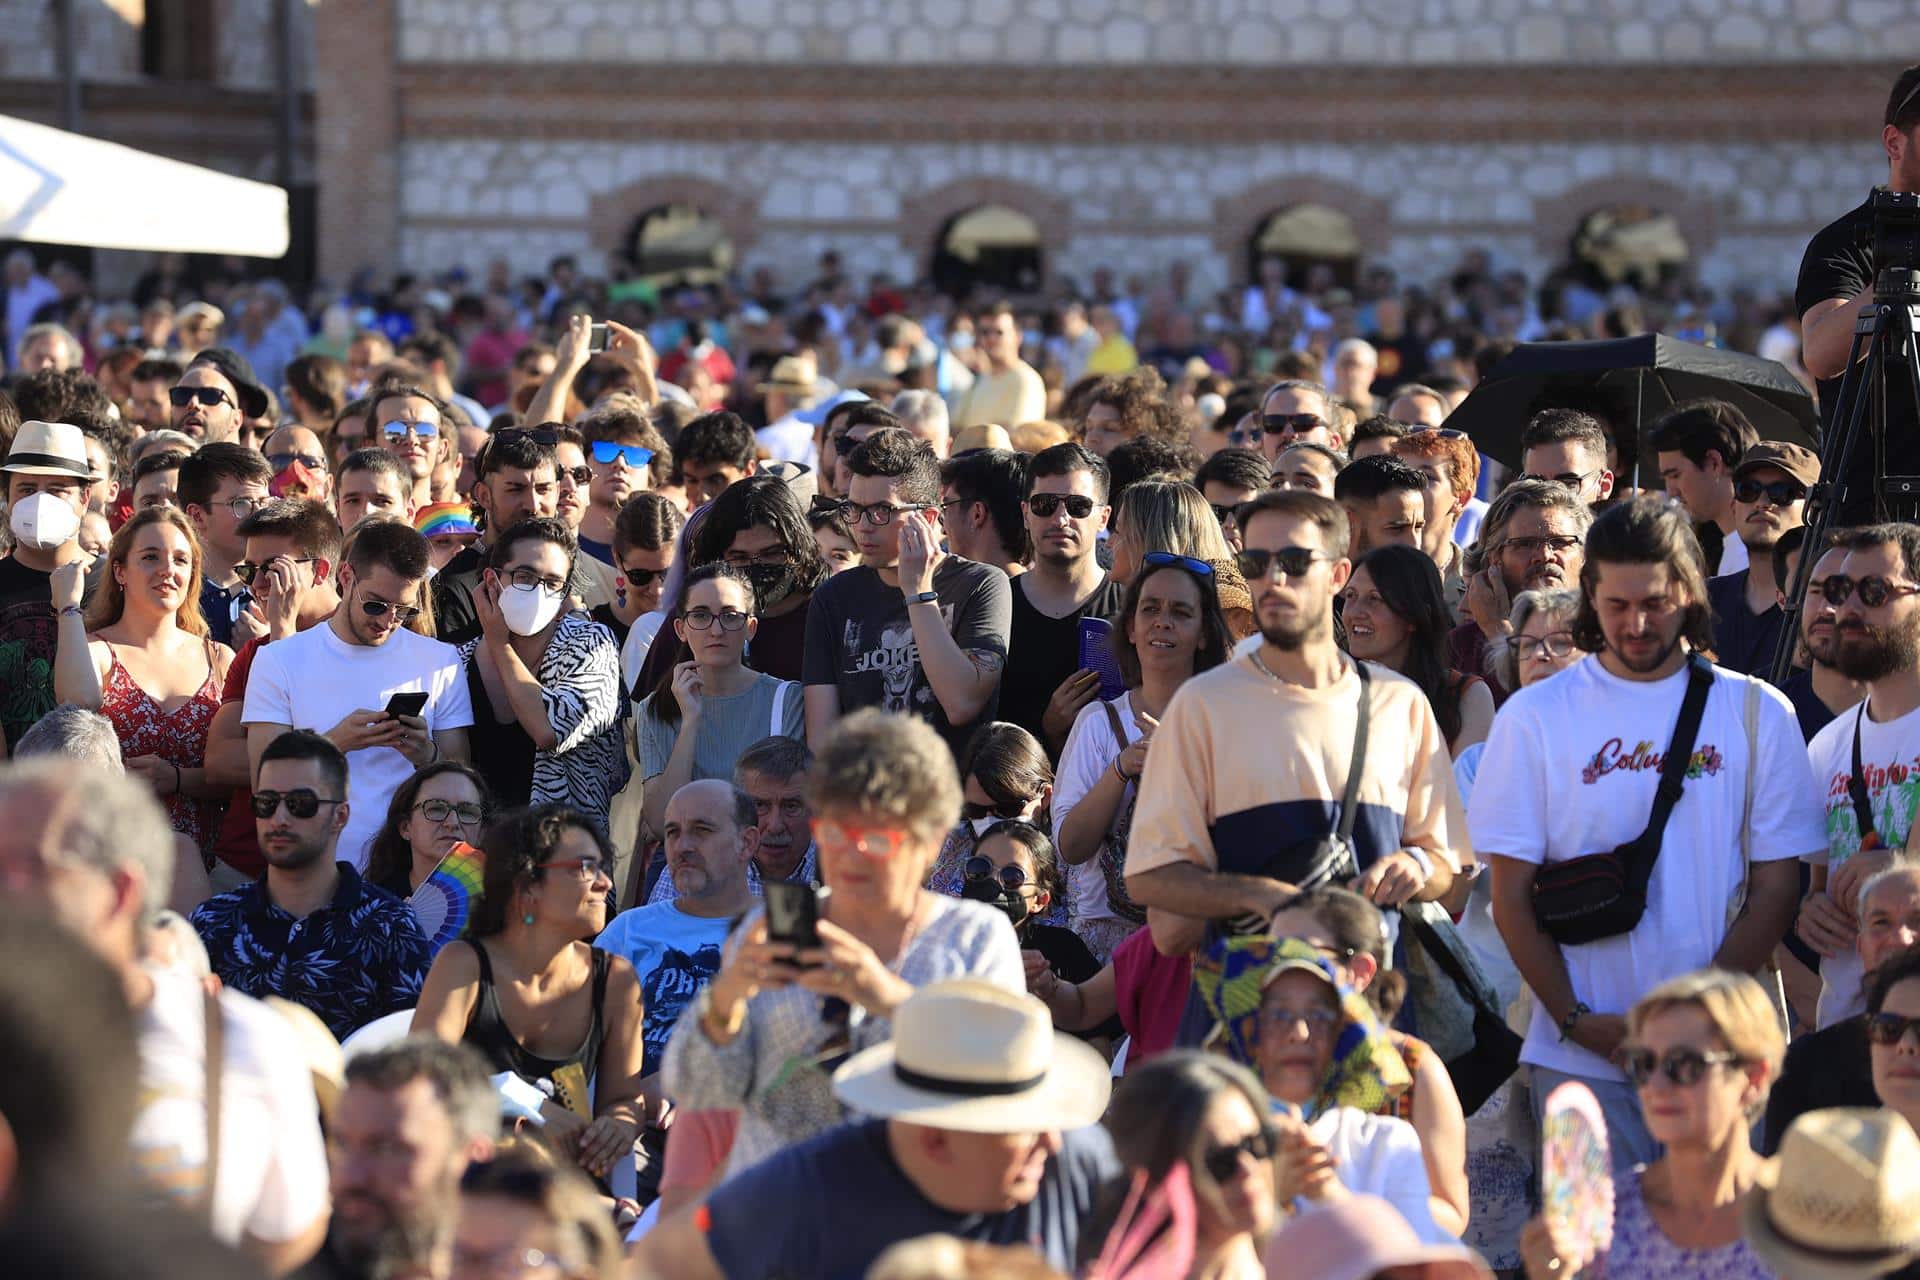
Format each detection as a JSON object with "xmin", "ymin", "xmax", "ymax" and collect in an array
[
  {"xmin": 1850, "ymin": 703, "xmax": 1882, "ymax": 849},
  {"xmin": 1530, "ymin": 655, "xmax": 1713, "ymax": 946}
]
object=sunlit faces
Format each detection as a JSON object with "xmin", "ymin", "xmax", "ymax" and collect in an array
[
  {"xmin": 188, "ymin": 474, "xmax": 271, "ymax": 564},
  {"xmin": 1796, "ymin": 545, "xmax": 1848, "ymax": 665},
  {"xmin": 1024, "ymin": 469, "xmax": 1108, "ymax": 567},
  {"xmin": 617, "ymin": 545, "xmax": 674, "ymax": 617},
  {"xmin": 587, "ymin": 436, "xmax": 652, "ymax": 510},
  {"xmin": 170, "ymin": 365, "xmax": 243, "ymax": 441},
  {"xmin": 1194, "ymin": 1088, "xmax": 1277, "ymax": 1241},
  {"xmin": 1254, "ymin": 968, "xmax": 1340, "ymax": 1107},
  {"xmin": 113, "ymin": 518, "xmax": 197, "ymax": 619},
  {"xmin": 476, "ymin": 462, "xmax": 558, "ymax": 532},
  {"xmin": 1514, "ymin": 607, "xmax": 1582, "ymax": 689},
  {"xmin": 1242, "ymin": 506, "xmax": 1348, "ymax": 652},
  {"xmin": 1656, "ymin": 449, "xmax": 1726, "ymax": 523},
  {"xmin": 738, "ymin": 766, "xmax": 810, "ymax": 883},
  {"xmin": 551, "ymin": 440, "xmax": 589, "ymax": 531},
  {"xmin": 1394, "ymin": 454, "xmax": 1462, "ymax": 560},
  {"xmin": 1728, "ymin": 464, "xmax": 1806, "ymax": 553},
  {"xmin": 1872, "ymin": 975, "xmax": 1920, "ymax": 1123},
  {"xmin": 680, "ymin": 459, "xmax": 748, "ymax": 506},
  {"xmin": 672, "ymin": 574, "xmax": 757, "ymax": 667},
  {"xmin": 339, "ymin": 561, "xmax": 427, "ymax": 648},
  {"xmin": 813, "ymin": 522, "xmax": 858, "ymax": 575},
  {"xmin": 1127, "ymin": 565, "xmax": 1206, "ymax": 672},
  {"xmin": 335, "ymin": 464, "xmax": 413, "ymax": 535},
  {"xmin": 661, "ymin": 780, "xmax": 753, "ymax": 902},
  {"xmin": 1082, "ymin": 402, "xmax": 1132, "ymax": 458},
  {"xmin": 1271, "ymin": 445, "xmax": 1338, "ymax": 497},
  {"xmin": 1345, "ymin": 489, "xmax": 1425, "ymax": 558},
  {"xmin": 1522, "ymin": 439, "xmax": 1612, "ymax": 506},
  {"xmin": 1495, "ymin": 504, "xmax": 1586, "ymax": 595},
  {"xmin": 1258, "ymin": 386, "xmax": 1334, "ymax": 463},
  {"xmin": 1626, "ymin": 1003, "xmax": 1766, "ymax": 1147},
  {"xmin": 1860, "ymin": 871, "xmax": 1920, "ymax": 976},
  {"xmin": 128, "ymin": 376, "xmax": 172, "ymax": 433},
  {"xmin": 1200, "ymin": 479, "xmax": 1259, "ymax": 553},
  {"xmin": 452, "ymin": 1195, "xmax": 575, "ymax": 1280},
  {"xmin": 1590, "ymin": 558, "xmax": 1689, "ymax": 676},
  {"xmin": 377, "ymin": 395, "xmax": 443, "ymax": 483},
  {"xmin": 132, "ymin": 464, "xmax": 180, "ymax": 512},
  {"xmin": 844, "ymin": 474, "xmax": 931, "ymax": 569},
  {"xmin": 524, "ymin": 824, "xmax": 612, "ymax": 936},
  {"xmin": 1338, "ymin": 564, "xmax": 1413, "ymax": 666}
]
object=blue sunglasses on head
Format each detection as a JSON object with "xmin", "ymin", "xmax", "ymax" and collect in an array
[{"xmin": 591, "ymin": 441, "xmax": 654, "ymax": 468}]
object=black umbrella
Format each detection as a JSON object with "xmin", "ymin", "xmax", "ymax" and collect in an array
[{"xmin": 1442, "ymin": 334, "xmax": 1817, "ymax": 474}]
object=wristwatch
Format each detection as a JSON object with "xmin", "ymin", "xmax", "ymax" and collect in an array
[
  {"xmin": 904, "ymin": 590, "xmax": 939, "ymax": 606},
  {"xmin": 1557, "ymin": 1001, "xmax": 1592, "ymax": 1042}
]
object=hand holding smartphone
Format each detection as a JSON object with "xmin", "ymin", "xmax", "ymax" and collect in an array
[
  {"xmin": 763, "ymin": 881, "xmax": 827, "ymax": 967},
  {"xmin": 384, "ymin": 690, "xmax": 429, "ymax": 720}
]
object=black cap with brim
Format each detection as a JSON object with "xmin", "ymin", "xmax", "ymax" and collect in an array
[{"xmin": 189, "ymin": 347, "xmax": 270, "ymax": 419}]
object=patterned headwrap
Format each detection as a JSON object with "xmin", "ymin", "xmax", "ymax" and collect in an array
[{"xmin": 1192, "ymin": 934, "xmax": 1409, "ymax": 1122}]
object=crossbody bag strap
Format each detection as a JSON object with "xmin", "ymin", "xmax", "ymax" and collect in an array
[
  {"xmin": 1851, "ymin": 702, "xmax": 1879, "ymax": 842},
  {"xmin": 1337, "ymin": 662, "xmax": 1372, "ymax": 843},
  {"xmin": 770, "ymin": 680, "xmax": 791, "ymax": 737},
  {"xmin": 201, "ymin": 986, "xmax": 224, "ymax": 1226},
  {"xmin": 1100, "ymin": 696, "xmax": 1130, "ymax": 750},
  {"xmin": 1624, "ymin": 655, "xmax": 1714, "ymax": 897}
]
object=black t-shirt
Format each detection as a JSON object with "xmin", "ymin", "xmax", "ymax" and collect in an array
[
  {"xmin": 589, "ymin": 602, "xmax": 631, "ymax": 651},
  {"xmin": 997, "ymin": 575, "xmax": 1125, "ymax": 755},
  {"xmin": 0, "ymin": 554, "xmax": 55, "ymax": 751},
  {"xmin": 1705, "ymin": 569, "xmax": 1786, "ymax": 680},
  {"xmin": 462, "ymin": 649, "xmax": 536, "ymax": 810},
  {"xmin": 1761, "ymin": 1014, "xmax": 1878, "ymax": 1155},
  {"xmin": 1780, "ymin": 666, "xmax": 1844, "ymax": 742},
  {"xmin": 1796, "ymin": 194, "xmax": 1920, "ymax": 519},
  {"xmin": 802, "ymin": 558, "xmax": 1013, "ymax": 760},
  {"xmin": 432, "ymin": 546, "xmax": 485, "ymax": 646}
]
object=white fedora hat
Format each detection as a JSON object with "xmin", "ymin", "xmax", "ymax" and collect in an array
[
  {"xmin": 1742, "ymin": 1108, "xmax": 1920, "ymax": 1280},
  {"xmin": 2, "ymin": 420, "xmax": 92, "ymax": 479},
  {"xmin": 832, "ymin": 979, "xmax": 1112, "ymax": 1134}
]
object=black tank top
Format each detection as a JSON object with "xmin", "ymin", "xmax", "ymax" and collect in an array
[{"xmin": 462, "ymin": 939, "xmax": 611, "ymax": 1114}]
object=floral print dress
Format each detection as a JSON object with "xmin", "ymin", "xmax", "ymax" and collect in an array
[{"xmin": 98, "ymin": 643, "xmax": 222, "ymax": 853}]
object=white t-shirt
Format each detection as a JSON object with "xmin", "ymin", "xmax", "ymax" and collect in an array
[
  {"xmin": 242, "ymin": 620, "xmax": 474, "ymax": 869},
  {"xmin": 620, "ymin": 610, "xmax": 667, "ymax": 695},
  {"xmin": 1051, "ymin": 695, "xmax": 1144, "ymax": 928},
  {"xmin": 131, "ymin": 969, "xmax": 330, "ymax": 1246},
  {"xmin": 1806, "ymin": 699, "xmax": 1920, "ymax": 1026},
  {"xmin": 1305, "ymin": 1107, "xmax": 1450, "ymax": 1245},
  {"xmin": 1468, "ymin": 655, "xmax": 1823, "ymax": 1079},
  {"xmin": 1718, "ymin": 534, "xmax": 1749, "ymax": 577}
]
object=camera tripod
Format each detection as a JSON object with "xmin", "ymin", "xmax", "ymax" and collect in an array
[{"xmin": 1769, "ymin": 267, "xmax": 1920, "ymax": 685}]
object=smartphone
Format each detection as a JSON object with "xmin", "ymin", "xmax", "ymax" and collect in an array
[
  {"xmin": 384, "ymin": 690, "xmax": 429, "ymax": 719},
  {"xmin": 764, "ymin": 880, "xmax": 824, "ymax": 958},
  {"xmin": 587, "ymin": 322, "xmax": 610, "ymax": 353},
  {"xmin": 1078, "ymin": 617, "xmax": 1128, "ymax": 702}
]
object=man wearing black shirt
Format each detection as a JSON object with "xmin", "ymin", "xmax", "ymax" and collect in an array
[
  {"xmin": 1797, "ymin": 65, "xmax": 1920, "ymax": 522},
  {"xmin": 0, "ymin": 421, "xmax": 95, "ymax": 750},
  {"xmin": 1704, "ymin": 442, "xmax": 1815, "ymax": 678},
  {"xmin": 433, "ymin": 429, "xmax": 558, "ymax": 645},
  {"xmin": 998, "ymin": 444, "xmax": 1124, "ymax": 757}
]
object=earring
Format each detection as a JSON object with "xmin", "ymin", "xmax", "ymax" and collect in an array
[{"xmin": 521, "ymin": 912, "xmax": 535, "ymax": 925}]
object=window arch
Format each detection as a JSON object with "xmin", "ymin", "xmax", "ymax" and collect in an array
[
  {"xmin": 931, "ymin": 204, "xmax": 1043, "ymax": 298},
  {"xmin": 1247, "ymin": 204, "xmax": 1362, "ymax": 290},
  {"xmin": 623, "ymin": 204, "xmax": 735, "ymax": 287}
]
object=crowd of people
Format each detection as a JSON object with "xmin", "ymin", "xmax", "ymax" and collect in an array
[{"xmin": 8, "ymin": 64, "xmax": 1920, "ymax": 1280}]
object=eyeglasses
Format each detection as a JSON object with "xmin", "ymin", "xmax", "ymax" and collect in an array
[
  {"xmin": 813, "ymin": 819, "xmax": 909, "ymax": 860},
  {"xmin": 722, "ymin": 548, "xmax": 792, "ymax": 568},
  {"xmin": 836, "ymin": 501, "xmax": 935, "ymax": 527},
  {"xmin": 1619, "ymin": 1046, "xmax": 1747, "ymax": 1088},
  {"xmin": 266, "ymin": 452, "xmax": 327, "ymax": 471},
  {"xmin": 1522, "ymin": 471, "xmax": 1596, "ymax": 490},
  {"xmin": 1237, "ymin": 547, "xmax": 1331, "ymax": 580},
  {"xmin": 559, "ymin": 465, "xmax": 593, "ymax": 486},
  {"xmin": 1867, "ymin": 1011, "xmax": 1920, "ymax": 1048},
  {"xmin": 504, "ymin": 568, "xmax": 567, "ymax": 595},
  {"xmin": 1514, "ymin": 631, "xmax": 1578, "ymax": 662},
  {"xmin": 1816, "ymin": 574, "xmax": 1920, "ymax": 608},
  {"xmin": 1500, "ymin": 535, "xmax": 1583, "ymax": 558},
  {"xmin": 1258, "ymin": 1004, "xmax": 1341, "ymax": 1035},
  {"xmin": 234, "ymin": 557, "xmax": 318, "ymax": 586},
  {"xmin": 591, "ymin": 441, "xmax": 655, "ymax": 469},
  {"xmin": 1734, "ymin": 478, "xmax": 1808, "ymax": 506},
  {"xmin": 382, "ymin": 420, "xmax": 437, "ymax": 440},
  {"xmin": 683, "ymin": 607, "xmax": 750, "ymax": 631},
  {"xmin": 169, "ymin": 386, "xmax": 234, "ymax": 409},
  {"xmin": 621, "ymin": 565, "xmax": 667, "ymax": 587},
  {"xmin": 1201, "ymin": 1129, "xmax": 1277, "ymax": 1183},
  {"xmin": 359, "ymin": 595, "xmax": 423, "ymax": 623},
  {"xmin": 414, "ymin": 798, "xmax": 485, "ymax": 826},
  {"xmin": 1262, "ymin": 413, "xmax": 1323, "ymax": 436},
  {"xmin": 1227, "ymin": 424, "xmax": 1264, "ymax": 447},
  {"xmin": 963, "ymin": 854, "xmax": 1031, "ymax": 894},
  {"xmin": 221, "ymin": 496, "xmax": 271, "ymax": 520},
  {"xmin": 537, "ymin": 854, "xmax": 610, "ymax": 881},
  {"xmin": 1025, "ymin": 493, "xmax": 1098, "ymax": 520},
  {"xmin": 251, "ymin": 789, "xmax": 344, "ymax": 819},
  {"xmin": 1144, "ymin": 550, "xmax": 1217, "ymax": 578}
]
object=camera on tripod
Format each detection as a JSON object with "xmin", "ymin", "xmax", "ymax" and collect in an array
[{"xmin": 1857, "ymin": 188, "xmax": 1920, "ymax": 272}]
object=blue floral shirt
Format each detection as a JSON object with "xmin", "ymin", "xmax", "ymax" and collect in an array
[{"xmin": 190, "ymin": 862, "xmax": 430, "ymax": 1040}]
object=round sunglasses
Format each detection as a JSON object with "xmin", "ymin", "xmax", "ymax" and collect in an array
[{"xmin": 963, "ymin": 854, "xmax": 1032, "ymax": 894}]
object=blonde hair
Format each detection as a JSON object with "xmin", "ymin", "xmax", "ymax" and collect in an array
[
  {"xmin": 868, "ymin": 1235, "xmax": 1066, "ymax": 1280},
  {"xmin": 85, "ymin": 506, "xmax": 209, "ymax": 636},
  {"xmin": 1628, "ymin": 968, "xmax": 1786, "ymax": 1080},
  {"xmin": 1114, "ymin": 480, "xmax": 1234, "ymax": 565}
]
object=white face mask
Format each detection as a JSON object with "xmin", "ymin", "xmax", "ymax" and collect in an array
[
  {"xmin": 967, "ymin": 815, "xmax": 1001, "ymax": 838},
  {"xmin": 9, "ymin": 491, "xmax": 81, "ymax": 551},
  {"xmin": 497, "ymin": 583, "xmax": 564, "ymax": 636}
]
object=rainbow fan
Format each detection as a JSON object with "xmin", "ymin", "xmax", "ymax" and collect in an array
[
  {"xmin": 1541, "ymin": 1079, "xmax": 1616, "ymax": 1273},
  {"xmin": 407, "ymin": 841, "xmax": 485, "ymax": 956}
]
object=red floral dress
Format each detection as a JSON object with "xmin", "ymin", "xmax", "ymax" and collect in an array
[{"xmin": 98, "ymin": 643, "xmax": 222, "ymax": 853}]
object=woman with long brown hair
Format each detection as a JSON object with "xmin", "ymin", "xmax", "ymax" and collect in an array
[{"xmin": 52, "ymin": 505, "xmax": 234, "ymax": 851}]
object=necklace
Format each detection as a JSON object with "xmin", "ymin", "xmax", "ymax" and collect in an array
[{"xmin": 1250, "ymin": 646, "xmax": 1347, "ymax": 686}]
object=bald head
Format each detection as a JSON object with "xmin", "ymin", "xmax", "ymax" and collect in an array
[{"xmin": 661, "ymin": 780, "xmax": 759, "ymax": 909}]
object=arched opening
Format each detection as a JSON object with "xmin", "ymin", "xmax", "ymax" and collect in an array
[
  {"xmin": 1572, "ymin": 204, "xmax": 1690, "ymax": 290},
  {"xmin": 932, "ymin": 204, "xmax": 1043, "ymax": 298},
  {"xmin": 624, "ymin": 204, "xmax": 734, "ymax": 288},
  {"xmin": 1247, "ymin": 204, "xmax": 1361, "ymax": 291}
]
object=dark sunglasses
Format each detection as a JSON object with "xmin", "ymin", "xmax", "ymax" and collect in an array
[
  {"xmin": 1618, "ymin": 1046, "xmax": 1746, "ymax": 1088},
  {"xmin": 963, "ymin": 854, "xmax": 1030, "ymax": 893},
  {"xmin": 234, "ymin": 557, "xmax": 318, "ymax": 586},
  {"xmin": 1201, "ymin": 1129, "xmax": 1277, "ymax": 1182},
  {"xmin": 621, "ymin": 565, "xmax": 667, "ymax": 588},
  {"xmin": 1237, "ymin": 547, "xmax": 1331, "ymax": 579},
  {"xmin": 1026, "ymin": 493, "xmax": 1098, "ymax": 519},
  {"xmin": 1816, "ymin": 574, "xmax": 1920, "ymax": 608},
  {"xmin": 1733, "ymin": 478, "xmax": 1807, "ymax": 506},
  {"xmin": 1522, "ymin": 470, "xmax": 1597, "ymax": 490},
  {"xmin": 360, "ymin": 596, "xmax": 423, "ymax": 623},
  {"xmin": 1208, "ymin": 502, "xmax": 1238, "ymax": 525},
  {"xmin": 591, "ymin": 441, "xmax": 655, "ymax": 468},
  {"xmin": 267, "ymin": 452, "xmax": 328, "ymax": 471},
  {"xmin": 961, "ymin": 799, "xmax": 1029, "ymax": 822},
  {"xmin": 560, "ymin": 465, "xmax": 593, "ymax": 486},
  {"xmin": 251, "ymin": 788, "xmax": 343, "ymax": 819},
  {"xmin": 1261, "ymin": 412, "xmax": 1322, "ymax": 436},
  {"xmin": 492, "ymin": 427, "xmax": 558, "ymax": 448},
  {"xmin": 169, "ymin": 386, "xmax": 233, "ymax": 408},
  {"xmin": 1143, "ymin": 550, "xmax": 1216, "ymax": 578},
  {"xmin": 1867, "ymin": 1011, "xmax": 1920, "ymax": 1047}
]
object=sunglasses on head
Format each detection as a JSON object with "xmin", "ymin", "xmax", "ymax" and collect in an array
[
  {"xmin": 1816, "ymin": 574, "xmax": 1920, "ymax": 608},
  {"xmin": 492, "ymin": 427, "xmax": 558, "ymax": 449},
  {"xmin": 1025, "ymin": 493, "xmax": 1098, "ymax": 519},
  {"xmin": 1237, "ymin": 547, "xmax": 1330, "ymax": 580},
  {"xmin": 591, "ymin": 441, "xmax": 655, "ymax": 468},
  {"xmin": 963, "ymin": 854, "xmax": 1031, "ymax": 894},
  {"xmin": 1408, "ymin": 425, "xmax": 1469, "ymax": 439},
  {"xmin": 169, "ymin": 386, "xmax": 232, "ymax": 408},
  {"xmin": 251, "ymin": 788, "xmax": 343, "ymax": 819},
  {"xmin": 1201, "ymin": 1129, "xmax": 1277, "ymax": 1183},
  {"xmin": 1262, "ymin": 412, "xmax": 1322, "ymax": 436},
  {"xmin": 1867, "ymin": 1011, "xmax": 1920, "ymax": 1047},
  {"xmin": 1618, "ymin": 1046, "xmax": 1746, "ymax": 1088},
  {"xmin": 1734, "ymin": 478, "xmax": 1807, "ymax": 506},
  {"xmin": 1143, "ymin": 550, "xmax": 1216, "ymax": 578}
]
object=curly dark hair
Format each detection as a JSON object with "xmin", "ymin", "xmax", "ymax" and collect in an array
[
  {"xmin": 1084, "ymin": 366, "xmax": 1183, "ymax": 444},
  {"xmin": 689, "ymin": 473, "xmax": 828, "ymax": 590},
  {"xmin": 471, "ymin": 804, "xmax": 615, "ymax": 939}
]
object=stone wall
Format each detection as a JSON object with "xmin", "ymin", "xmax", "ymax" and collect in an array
[{"xmin": 396, "ymin": 0, "xmax": 1907, "ymax": 65}]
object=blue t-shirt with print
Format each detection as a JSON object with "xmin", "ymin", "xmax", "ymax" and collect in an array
[{"xmin": 596, "ymin": 901, "xmax": 737, "ymax": 1065}]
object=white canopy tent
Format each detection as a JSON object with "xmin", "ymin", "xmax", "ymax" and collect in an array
[{"xmin": 0, "ymin": 113, "xmax": 288, "ymax": 258}]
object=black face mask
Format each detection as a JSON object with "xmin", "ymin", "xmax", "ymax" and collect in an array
[
  {"xmin": 962, "ymin": 874, "xmax": 1032, "ymax": 932},
  {"xmin": 744, "ymin": 562, "xmax": 797, "ymax": 610}
]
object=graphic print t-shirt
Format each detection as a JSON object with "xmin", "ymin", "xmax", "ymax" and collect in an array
[
  {"xmin": 596, "ymin": 901, "xmax": 736, "ymax": 1066},
  {"xmin": 1806, "ymin": 699, "xmax": 1920, "ymax": 1026},
  {"xmin": 802, "ymin": 557, "xmax": 1012, "ymax": 759},
  {"xmin": 0, "ymin": 553, "xmax": 55, "ymax": 750},
  {"xmin": 1468, "ymin": 656, "xmax": 1825, "ymax": 1079}
]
